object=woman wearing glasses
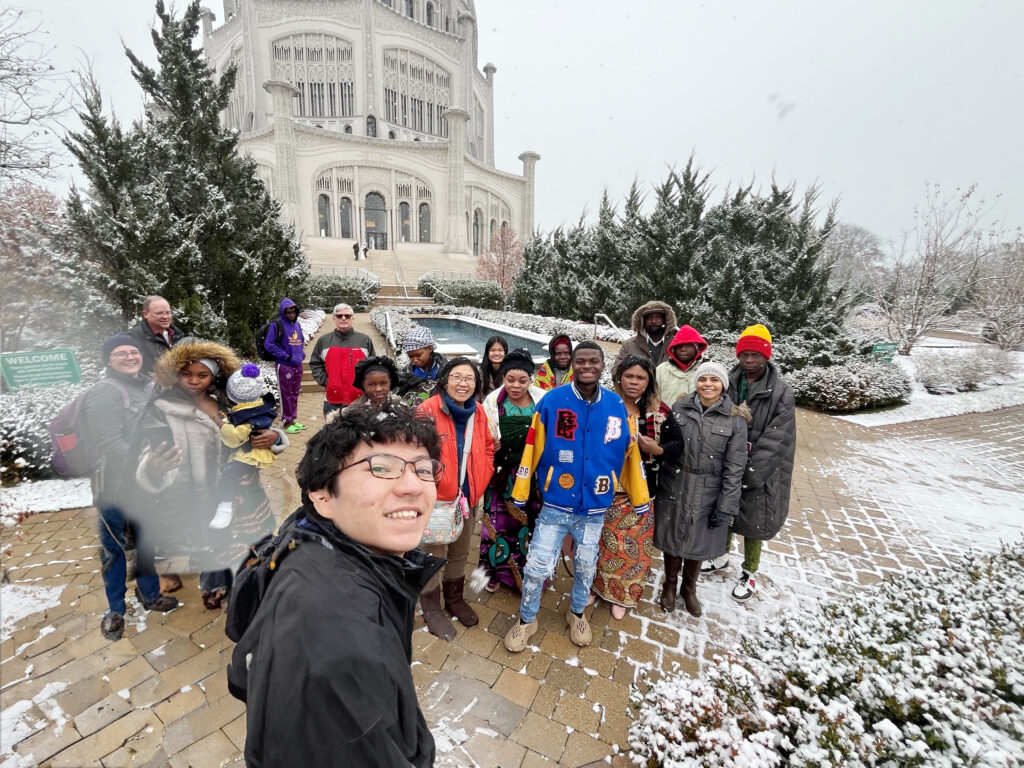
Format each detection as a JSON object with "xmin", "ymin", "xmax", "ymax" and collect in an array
[
  {"xmin": 86, "ymin": 334, "xmax": 177, "ymax": 641},
  {"xmin": 416, "ymin": 357, "xmax": 495, "ymax": 639}
]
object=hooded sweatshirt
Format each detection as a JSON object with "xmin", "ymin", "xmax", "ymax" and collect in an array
[
  {"xmin": 655, "ymin": 325, "xmax": 709, "ymax": 405},
  {"xmin": 264, "ymin": 299, "xmax": 305, "ymax": 367}
]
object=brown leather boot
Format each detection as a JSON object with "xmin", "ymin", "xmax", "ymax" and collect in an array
[
  {"xmin": 420, "ymin": 586, "xmax": 455, "ymax": 640},
  {"xmin": 659, "ymin": 555, "xmax": 682, "ymax": 612},
  {"xmin": 680, "ymin": 559, "xmax": 703, "ymax": 617},
  {"xmin": 442, "ymin": 576, "xmax": 479, "ymax": 628}
]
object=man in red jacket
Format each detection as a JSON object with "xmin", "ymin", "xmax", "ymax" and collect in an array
[{"xmin": 309, "ymin": 303, "xmax": 376, "ymax": 417}]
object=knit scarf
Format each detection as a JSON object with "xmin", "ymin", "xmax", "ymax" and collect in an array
[{"xmin": 442, "ymin": 391, "xmax": 475, "ymax": 497}]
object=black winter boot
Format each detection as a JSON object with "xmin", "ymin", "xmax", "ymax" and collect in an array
[{"xmin": 659, "ymin": 555, "xmax": 682, "ymax": 612}]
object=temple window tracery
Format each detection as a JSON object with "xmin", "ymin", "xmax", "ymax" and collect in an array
[
  {"xmin": 272, "ymin": 33, "xmax": 355, "ymax": 118},
  {"xmin": 383, "ymin": 48, "xmax": 450, "ymax": 138}
]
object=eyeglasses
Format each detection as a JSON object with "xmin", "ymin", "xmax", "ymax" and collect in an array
[
  {"xmin": 338, "ymin": 453, "xmax": 443, "ymax": 483},
  {"xmin": 335, "ymin": 313, "xmax": 353, "ymax": 319},
  {"xmin": 110, "ymin": 351, "xmax": 142, "ymax": 359},
  {"xmin": 448, "ymin": 374, "xmax": 476, "ymax": 384}
]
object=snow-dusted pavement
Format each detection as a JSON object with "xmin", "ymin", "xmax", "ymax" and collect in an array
[{"xmin": 2, "ymin": 401, "xmax": 1022, "ymax": 767}]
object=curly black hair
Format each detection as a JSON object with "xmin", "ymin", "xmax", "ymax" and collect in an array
[{"xmin": 296, "ymin": 403, "xmax": 441, "ymax": 504}]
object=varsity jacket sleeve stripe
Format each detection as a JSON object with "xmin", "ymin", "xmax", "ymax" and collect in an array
[{"xmin": 511, "ymin": 411, "xmax": 545, "ymax": 506}]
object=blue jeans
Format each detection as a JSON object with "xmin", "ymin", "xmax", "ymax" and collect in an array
[
  {"xmin": 98, "ymin": 506, "xmax": 161, "ymax": 616},
  {"xmin": 519, "ymin": 505, "xmax": 605, "ymax": 623}
]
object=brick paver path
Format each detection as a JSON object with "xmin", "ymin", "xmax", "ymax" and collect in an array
[{"xmin": 3, "ymin": 318, "xmax": 1022, "ymax": 767}]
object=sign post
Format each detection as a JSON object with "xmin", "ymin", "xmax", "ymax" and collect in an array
[
  {"xmin": 1, "ymin": 349, "xmax": 82, "ymax": 390},
  {"xmin": 869, "ymin": 342, "xmax": 899, "ymax": 364}
]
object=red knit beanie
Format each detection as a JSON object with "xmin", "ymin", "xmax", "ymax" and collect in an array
[{"xmin": 736, "ymin": 324, "xmax": 772, "ymax": 359}]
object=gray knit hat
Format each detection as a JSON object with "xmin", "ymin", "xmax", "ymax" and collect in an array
[
  {"xmin": 402, "ymin": 326, "xmax": 435, "ymax": 352},
  {"xmin": 226, "ymin": 363, "xmax": 268, "ymax": 403},
  {"xmin": 694, "ymin": 360, "xmax": 729, "ymax": 387}
]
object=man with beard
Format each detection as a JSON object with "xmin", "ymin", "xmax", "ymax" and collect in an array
[{"xmin": 615, "ymin": 301, "xmax": 678, "ymax": 368}]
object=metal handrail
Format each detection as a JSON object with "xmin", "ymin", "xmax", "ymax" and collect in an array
[
  {"xmin": 419, "ymin": 279, "xmax": 460, "ymax": 305},
  {"xmin": 382, "ymin": 310, "xmax": 398, "ymax": 351},
  {"xmin": 419, "ymin": 269, "xmax": 475, "ymax": 282},
  {"xmin": 395, "ymin": 269, "xmax": 409, "ymax": 298},
  {"xmin": 593, "ymin": 313, "xmax": 625, "ymax": 338}
]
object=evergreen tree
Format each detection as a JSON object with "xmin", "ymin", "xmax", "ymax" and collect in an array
[{"xmin": 64, "ymin": 0, "xmax": 308, "ymax": 351}]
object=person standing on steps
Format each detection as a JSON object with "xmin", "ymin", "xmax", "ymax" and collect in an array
[
  {"xmin": 415, "ymin": 358, "xmax": 495, "ymax": 640},
  {"xmin": 352, "ymin": 241, "xmax": 360, "ymax": 261},
  {"xmin": 309, "ymin": 303, "xmax": 376, "ymax": 419},
  {"xmin": 503, "ymin": 342, "xmax": 649, "ymax": 653},
  {"xmin": 654, "ymin": 361, "xmax": 749, "ymax": 617},
  {"xmin": 703, "ymin": 324, "xmax": 796, "ymax": 603},
  {"xmin": 263, "ymin": 298, "xmax": 306, "ymax": 434}
]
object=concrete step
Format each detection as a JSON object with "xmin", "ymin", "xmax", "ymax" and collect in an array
[{"xmin": 378, "ymin": 284, "xmax": 425, "ymax": 298}]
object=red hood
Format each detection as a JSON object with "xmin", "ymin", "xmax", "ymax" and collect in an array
[{"xmin": 667, "ymin": 325, "xmax": 708, "ymax": 370}]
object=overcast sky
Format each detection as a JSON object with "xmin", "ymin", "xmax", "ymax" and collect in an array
[{"xmin": 22, "ymin": 0, "xmax": 1024, "ymax": 242}]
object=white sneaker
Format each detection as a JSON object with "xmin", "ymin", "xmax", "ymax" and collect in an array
[
  {"xmin": 701, "ymin": 554, "xmax": 730, "ymax": 574},
  {"xmin": 209, "ymin": 502, "xmax": 234, "ymax": 530},
  {"xmin": 731, "ymin": 571, "xmax": 757, "ymax": 601}
]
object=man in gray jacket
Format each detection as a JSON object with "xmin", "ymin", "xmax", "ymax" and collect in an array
[
  {"xmin": 614, "ymin": 300, "xmax": 678, "ymax": 369},
  {"xmin": 125, "ymin": 295, "xmax": 185, "ymax": 377}
]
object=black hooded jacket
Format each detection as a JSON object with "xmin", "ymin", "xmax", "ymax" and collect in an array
[{"xmin": 226, "ymin": 506, "xmax": 443, "ymax": 768}]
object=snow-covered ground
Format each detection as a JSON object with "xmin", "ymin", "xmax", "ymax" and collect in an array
[
  {"xmin": 0, "ymin": 478, "xmax": 92, "ymax": 526},
  {"xmin": 0, "ymin": 584, "xmax": 65, "ymax": 643},
  {"xmin": 838, "ymin": 339, "xmax": 1024, "ymax": 426}
]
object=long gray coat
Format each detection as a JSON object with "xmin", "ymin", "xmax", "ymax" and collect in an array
[
  {"xmin": 654, "ymin": 393, "xmax": 748, "ymax": 560},
  {"xmin": 728, "ymin": 361, "xmax": 796, "ymax": 540}
]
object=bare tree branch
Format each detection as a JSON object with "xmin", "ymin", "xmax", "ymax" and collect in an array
[{"xmin": 477, "ymin": 225, "xmax": 523, "ymax": 294}]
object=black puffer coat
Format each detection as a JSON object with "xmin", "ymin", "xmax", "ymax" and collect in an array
[
  {"xmin": 227, "ymin": 507, "xmax": 443, "ymax": 768},
  {"xmin": 654, "ymin": 393, "xmax": 748, "ymax": 559},
  {"xmin": 728, "ymin": 361, "xmax": 796, "ymax": 540}
]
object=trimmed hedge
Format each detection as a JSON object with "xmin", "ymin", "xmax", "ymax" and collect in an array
[
  {"xmin": 417, "ymin": 278, "xmax": 504, "ymax": 310},
  {"xmin": 303, "ymin": 274, "xmax": 378, "ymax": 312},
  {"xmin": 789, "ymin": 358, "xmax": 912, "ymax": 412}
]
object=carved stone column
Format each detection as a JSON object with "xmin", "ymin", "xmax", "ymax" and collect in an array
[
  {"xmin": 483, "ymin": 63, "xmax": 496, "ymax": 165},
  {"xmin": 442, "ymin": 107, "xmax": 470, "ymax": 254},
  {"xmin": 518, "ymin": 151, "xmax": 540, "ymax": 241},
  {"xmin": 263, "ymin": 80, "xmax": 301, "ymax": 230}
]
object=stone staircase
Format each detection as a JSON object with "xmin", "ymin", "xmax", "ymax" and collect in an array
[{"xmin": 373, "ymin": 284, "xmax": 431, "ymax": 307}]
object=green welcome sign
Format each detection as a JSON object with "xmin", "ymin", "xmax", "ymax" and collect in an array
[
  {"xmin": 870, "ymin": 342, "xmax": 899, "ymax": 364},
  {"xmin": 1, "ymin": 349, "xmax": 82, "ymax": 390}
]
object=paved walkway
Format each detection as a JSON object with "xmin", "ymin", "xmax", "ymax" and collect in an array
[{"xmin": 3, "ymin": 325, "xmax": 1022, "ymax": 766}]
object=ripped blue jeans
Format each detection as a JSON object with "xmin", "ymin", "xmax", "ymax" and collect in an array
[{"xmin": 519, "ymin": 504, "xmax": 605, "ymax": 623}]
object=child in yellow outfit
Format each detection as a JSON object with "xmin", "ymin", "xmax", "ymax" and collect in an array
[{"xmin": 210, "ymin": 364, "xmax": 286, "ymax": 529}]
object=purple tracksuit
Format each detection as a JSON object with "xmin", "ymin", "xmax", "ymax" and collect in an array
[{"xmin": 264, "ymin": 298, "xmax": 305, "ymax": 423}]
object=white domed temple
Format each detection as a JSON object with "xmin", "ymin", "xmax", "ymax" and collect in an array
[{"xmin": 200, "ymin": 0, "xmax": 539, "ymax": 281}]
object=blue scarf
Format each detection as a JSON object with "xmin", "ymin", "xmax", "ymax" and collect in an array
[{"xmin": 442, "ymin": 391, "xmax": 475, "ymax": 497}]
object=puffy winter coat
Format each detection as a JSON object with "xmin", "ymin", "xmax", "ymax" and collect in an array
[
  {"xmin": 417, "ymin": 394, "xmax": 495, "ymax": 504},
  {"xmin": 614, "ymin": 300, "xmax": 678, "ymax": 368},
  {"xmin": 728, "ymin": 361, "xmax": 796, "ymax": 540},
  {"xmin": 654, "ymin": 393, "xmax": 748, "ymax": 559},
  {"xmin": 309, "ymin": 328, "xmax": 375, "ymax": 405},
  {"xmin": 226, "ymin": 507, "xmax": 442, "ymax": 768},
  {"xmin": 263, "ymin": 298, "xmax": 305, "ymax": 367},
  {"xmin": 654, "ymin": 325, "xmax": 708, "ymax": 405}
]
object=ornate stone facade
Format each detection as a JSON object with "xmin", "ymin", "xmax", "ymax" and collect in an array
[{"xmin": 202, "ymin": 0, "xmax": 537, "ymax": 258}]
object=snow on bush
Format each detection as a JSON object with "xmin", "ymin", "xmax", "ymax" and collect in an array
[
  {"xmin": 789, "ymin": 358, "xmax": 912, "ymax": 412},
  {"xmin": 303, "ymin": 274, "xmax": 378, "ymax": 311},
  {"xmin": 369, "ymin": 304, "xmax": 632, "ymax": 349},
  {"xmin": 1, "ymin": 382, "xmax": 90, "ymax": 484},
  {"xmin": 629, "ymin": 541, "xmax": 1024, "ymax": 768},
  {"xmin": 913, "ymin": 347, "xmax": 1019, "ymax": 395},
  {"xmin": 417, "ymin": 277, "xmax": 504, "ymax": 310}
]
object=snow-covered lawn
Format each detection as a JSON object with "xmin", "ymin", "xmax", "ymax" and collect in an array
[
  {"xmin": 0, "ymin": 478, "xmax": 92, "ymax": 526},
  {"xmin": 838, "ymin": 340, "xmax": 1024, "ymax": 426}
]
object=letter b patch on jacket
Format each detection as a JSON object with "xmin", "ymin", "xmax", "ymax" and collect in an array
[
  {"xmin": 603, "ymin": 416, "xmax": 622, "ymax": 444},
  {"xmin": 555, "ymin": 410, "xmax": 578, "ymax": 440}
]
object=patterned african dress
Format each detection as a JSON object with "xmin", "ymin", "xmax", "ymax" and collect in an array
[
  {"xmin": 593, "ymin": 403, "xmax": 682, "ymax": 608},
  {"xmin": 480, "ymin": 396, "xmax": 542, "ymax": 591}
]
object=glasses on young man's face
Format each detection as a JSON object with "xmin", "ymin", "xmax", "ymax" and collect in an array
[
  {"xmin": 110, "ymin": 351, "xmax": 142, "ymax": 359},
  {"xmin": 448, "ymin": 374, "xmax": 476, "ymax": 384},
  {"xmin": 338, "ymin": 453, "xmax": 443, "ymax": 483}
]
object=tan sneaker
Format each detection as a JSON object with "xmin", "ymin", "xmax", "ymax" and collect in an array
[
  {"xmin": 566, "ymin": 611, "xmax": 592, "ymax": 646},
  {"xmin": 503, "ymin": 619, "xmax": 538, "ymax": 653}
]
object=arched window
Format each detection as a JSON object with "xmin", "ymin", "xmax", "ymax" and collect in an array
[
  {"xmin": 273, "ymin": 33, "xmax": 355, "ymax": 118},
  {"xmin": 405, "ymin": 0, "xmax": 414, "ymax": 17},
  {"xmin": 472, "ymin": 209, "xmax": 482, "ymax": 255},
  {"xmin": 399, "ymin": 202, "xmax": 411, "ymax": 242},
  {"xmin": 339, "ymin": 197, "xmax": 352, "ymax": 239},
  {"xmin": 365, "ymin": 192, "xmax": 387, "ymax": 249},
  {"xmin": 343, "ymin": 124, "xmax": 353, "ymax": 134},
  {"xmin": 383, "ymin": 48, "xmax": 451, "ymax": 137},
  {"xmin": 317, "ymin": 194, "xmax": 331, "ymax": 237},
  {"xmin": 388, "ymin": 130, "xmax": 397, "ymax": 140},
  {"xmin": 366, "ymin": 115, "xmax": 377, "ymax": 137},
  {"xmin": 426, "ymin": 2, "xmax": 434, "ymax": 26},
  {"xmin": 501, "ymin": 219, "xmax": 509, "ymax": 230},
  {"xmin": 419, "ymin": 203, "xmax": 431, "ymax": 242},
  {"xmin": 490, "ymin": 218, "xmax": 497, "ymax": 244}
]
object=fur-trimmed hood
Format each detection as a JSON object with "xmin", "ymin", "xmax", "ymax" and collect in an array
[
  {"xmin": 630, "ymin": 301, "xmax": 677, "ymax": 335},
  {"xmin": 152, "ymin": 339, "xmax": 241, "ymax": 391}
]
